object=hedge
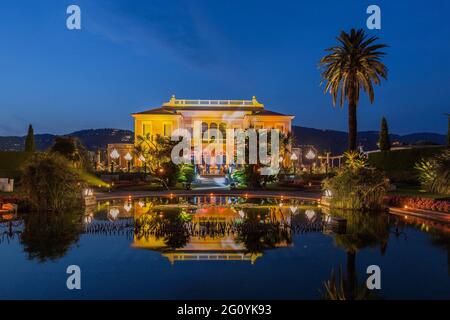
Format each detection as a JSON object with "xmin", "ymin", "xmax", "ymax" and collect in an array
[
  {"xmin": 0, "ymin": 151, "xmax": 33, "ymax": 179},
  {"xmin": 367, "ymin": 146, "xmax": 445, "ymax": 183}
]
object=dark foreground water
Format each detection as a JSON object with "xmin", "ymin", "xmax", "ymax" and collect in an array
[{"xmin": 0, "ymin": 196, "xmax": 449, "ymax": 300}]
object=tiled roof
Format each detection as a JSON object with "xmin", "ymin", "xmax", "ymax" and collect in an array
[
  {"xmin": 250, "ymin": 109, "xmax": 293, "ymax": 116},
  {"xmin": 132, "ymin": 107, "xmax": 177, "ymax": 115},
  {"xmin": 132, "ymin": 107, "xmax": 292, "ymax": 117}
]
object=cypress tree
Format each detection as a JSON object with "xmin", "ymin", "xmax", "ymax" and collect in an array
[
  {"xmin": 379, "ymin": 117, "xmax": 390, "ymax": 151},
  {"xmin": 24, "ymin": 124, "xmax": 36, "ymax": 152}
]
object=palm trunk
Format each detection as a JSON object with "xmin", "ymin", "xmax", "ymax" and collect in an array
[{"xmin": 348, "ymin": 98, "xmax": 357, "ymax": 151}]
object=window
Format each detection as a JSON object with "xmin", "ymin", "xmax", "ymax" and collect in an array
[
  {"xmin": 143, "ymin": 123, "xmax": 152, "ymax": 136},
  {"xmin": 209, "ymin": 123, "xmax": 218, "ymax": 142},
  {"xmin": 202, "ymin": 122, "xmax": 208, "ymax": 140},
  {"xmin": 163, "ymin": 123, "xmax": 173, "ymax": 137}
]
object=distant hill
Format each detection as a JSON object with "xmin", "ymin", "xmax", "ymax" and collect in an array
[
  {"xmin": 0, "ymin": 127, "xmax": 445, "ymax": 154},
  {"xmin": 0, "ymin": 129, "xmax": 133, "ymax": 151},
  {"xmin": 290, "ymin": 127, "xmax": 446, "ymax": 154}
]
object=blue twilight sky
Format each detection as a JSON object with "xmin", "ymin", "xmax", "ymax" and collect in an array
[{"xmin": 0, "ymin": 0, "xmax": 449, "ymax": 136}]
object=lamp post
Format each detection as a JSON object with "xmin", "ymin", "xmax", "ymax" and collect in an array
[
  {"xmin": 305, "ymin": 149, "xmax": 316, "ymax": 174},
  {"xmin": 124, "ymin": 152, "xmax": 133, "ymax": 173},
  {"xmin": 290, "ymin": 153, "xmax": 298, "ymax": 175},
  {"xmin": 139, "ymin": 154, "xmax": 147, "ymax": 175},
  {"xmin": 110, "ymin": 149, "xmax": 120, "ymax": 173}
]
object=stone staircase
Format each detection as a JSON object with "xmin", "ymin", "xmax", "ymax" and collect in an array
[{"xmin": 192, "ymin": 175, "xmax": 228, "ymax": 190}]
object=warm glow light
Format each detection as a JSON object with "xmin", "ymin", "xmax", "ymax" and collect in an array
[
  {"xmin": 138, "ymin": 155, "xmax": 146, "ymax": 162},
  {"xmin": 109, "ymin": 208, "xmax": 119, "ymax": 220},
  {"xmin": 290, "ymin": 153, "xmax": 298, "ymax": 161},
  {"xmin": 305, "ymin": 209, "xmax": 316, "ymax": 221},
  {"xmin": 124, "ymin": 202, "xmax": 132, "ymax": 212},
  {"xmin": 124, "ymin": 152, "xmax": 133, "ymax": 161},
  {"xmin": 110, "ymin": 149, "xmax": 120, "ymax": 160},
  {"xmin": 305, "ymin": 149, "xmax": 316, "ymax": 160}
]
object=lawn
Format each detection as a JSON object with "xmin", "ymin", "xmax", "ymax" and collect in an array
[{"xmin": 388, "ymin": 185, "xmax": 447, "ymax": 200}]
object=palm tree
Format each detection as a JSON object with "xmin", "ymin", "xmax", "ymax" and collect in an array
[{"xmin": 320, "ymin": 29, "xmax": 388, "ymax": 151}]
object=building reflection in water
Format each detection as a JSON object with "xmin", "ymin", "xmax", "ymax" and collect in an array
[
  {"xmin": 93, "ymin": 196, "xmax": 321, "ymax": 264},
  {"xmin": 131, "ymin": 197, "xmax": 299, "ymax": 264},
  {"xmin": 89, "ymin": 196, "xmax": 450, "ymax": 274}
]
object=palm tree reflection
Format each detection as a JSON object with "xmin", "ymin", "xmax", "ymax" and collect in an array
[{"xmin": 324, "ymin": 210, "xmax": 389, "ymax": 300}]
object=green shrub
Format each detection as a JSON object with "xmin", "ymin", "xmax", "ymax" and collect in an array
[
  {"xmin": 21, "ymin": 153, "xmax": 84, "ymax": 211},
  {"xmin": 0, "ymin": 151, "xmax": 33, "ymax": 179},
  {"xmin": 178, "ymin": 164, "xmax": 196, "ymax": 184},
  {"xmin": 415, "ymin": 149, "xmax": 450, "ymax": 195},
  {"xmin": 323, "ymin": 168, "xmax": 389, "ymax": 211},
  {"xmin": 232, "ymin": 165, "xmax": 277, "ymax": 189}
]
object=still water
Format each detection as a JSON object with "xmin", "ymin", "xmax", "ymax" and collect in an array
[{"xmin": 0, "ymin": 196, "xmax": 449, "ymax": 299}]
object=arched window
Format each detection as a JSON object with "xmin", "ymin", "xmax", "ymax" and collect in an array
[
  {"xmin": 209, "ymin": 123, "xmax": 218, "ymax": 141},
  {"xmin": 219, "ymin": 123, "xmax": 227, "ymax": 140},
  {"xmin": 202, "ymin": 122, "xmax": 208, "ymax": 140}
]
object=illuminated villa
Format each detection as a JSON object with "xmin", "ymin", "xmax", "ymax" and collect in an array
[{"xmin": 108, "ymin": 96, "xmax": 294, "ymax": 174}]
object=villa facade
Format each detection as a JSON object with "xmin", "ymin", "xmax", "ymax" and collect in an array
[
  {"xmin": 107, "ymin": 96, "xmax": 295, "ymax": 173},
  {"xmin": 132, "ymin": 95, "xmax": 294, "ymax": 140}
]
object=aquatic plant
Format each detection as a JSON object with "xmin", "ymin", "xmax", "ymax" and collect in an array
[{"xmin": 323, "ymin": 167, "xmax": 389, "ymax": 211}]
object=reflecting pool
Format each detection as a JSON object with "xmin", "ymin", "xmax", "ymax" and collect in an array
[{"xmin": 0, "ymin": 196, "xmax": 449, "ymax": 299}]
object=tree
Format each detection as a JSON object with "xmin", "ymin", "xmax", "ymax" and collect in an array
[
  {"xmin": 320, "ymin": 29, "xmax": 388, "ymax": 151},
  {"xmin": 21, "ymin": 153, "xmax": 84, "ymax": 211},
  {"xmin": 135, "ymin": 134, "xmax": 180, "ymax": 188},
  {"xmin": 378, "ymin": 117, "xmax": 390, "ymax": 151},
  {"xmin": 24, "ymin": 124, "xmax": 35, "ymax": 152},
  {"xmin": 50, "ymin": 136, "xmax": 93, "ymax": 171}
]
